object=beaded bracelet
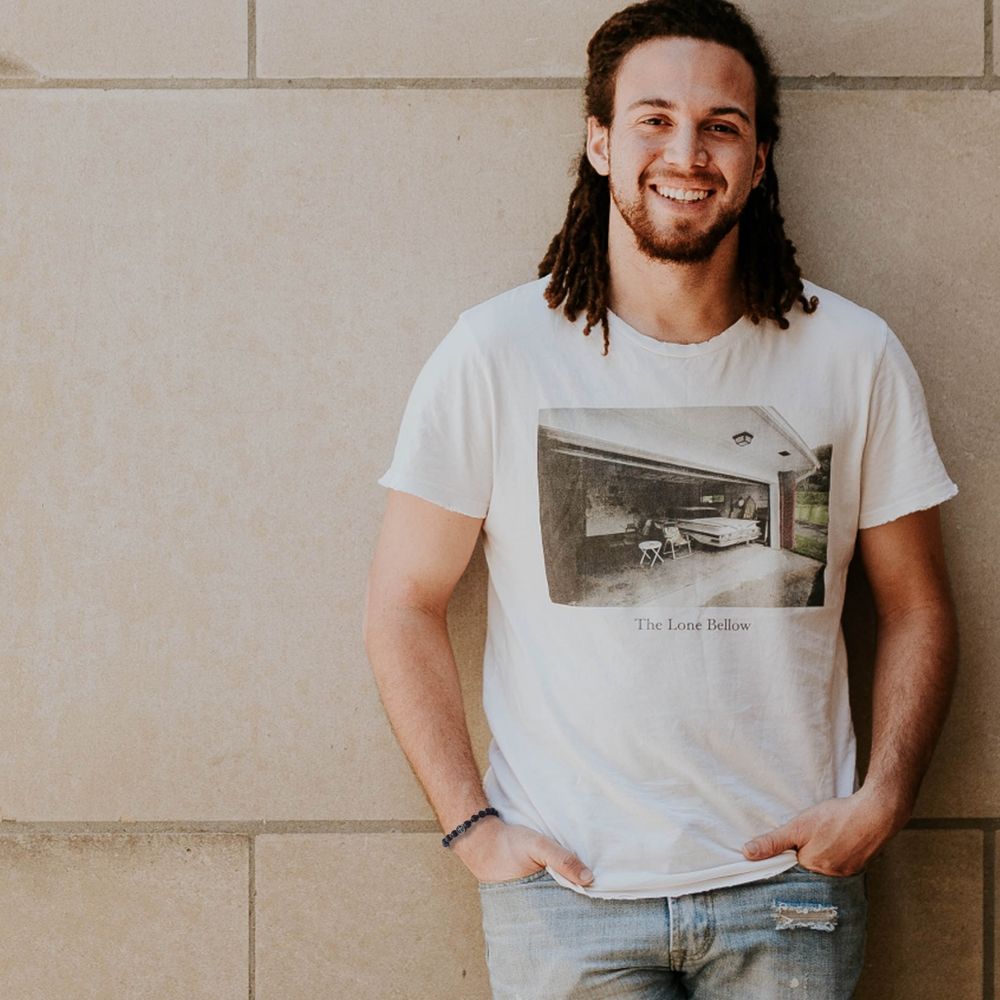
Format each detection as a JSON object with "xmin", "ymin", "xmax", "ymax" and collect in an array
[{"xmin": 442, "ymin": 807, "xmax": 499, "ymax": 848}]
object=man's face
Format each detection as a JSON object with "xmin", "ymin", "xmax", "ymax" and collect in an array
[{"xmin": 586, "ymin": 36, "xmax": 769, "ymax": 264}]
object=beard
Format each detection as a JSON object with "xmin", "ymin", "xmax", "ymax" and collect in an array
[{"xmin": 609, "ymin": 175, "xmax": 746, "ymax": 264}]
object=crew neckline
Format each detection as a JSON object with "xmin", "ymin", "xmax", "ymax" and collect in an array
[{"xmin": 607, "ymin": 306, "xmax": 753, "ymax": 357}]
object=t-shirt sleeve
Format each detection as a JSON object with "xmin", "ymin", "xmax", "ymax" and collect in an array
[
  {"xmin": 377, "ymin": 314, "xmax": 494, "ymax": 519},
  {"xmin": 857, "ymin": 323, "xmax": 959, "ymax": 529}
]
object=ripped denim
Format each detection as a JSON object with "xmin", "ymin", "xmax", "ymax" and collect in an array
[{"xmin": 478, "ymin": 863, "xmax": 868, "ymax": 998}]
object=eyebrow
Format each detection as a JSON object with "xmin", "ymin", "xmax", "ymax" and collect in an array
[{"xmin": 625, "ymin": 98, "xmax": 752, "ymax": 127}]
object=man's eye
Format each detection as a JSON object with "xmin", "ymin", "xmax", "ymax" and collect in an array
[
  {"xmin": 641, "ymin": 117, "xmax": 669, "ymax": 126},
  {"xmin": 708, "ymin": 123, "xmax": 738, "ymax": 134}
]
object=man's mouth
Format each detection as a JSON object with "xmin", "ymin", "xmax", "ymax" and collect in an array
[{"xmin": 651, "ymin": 184, "xmax": 713, "ymax": 203}]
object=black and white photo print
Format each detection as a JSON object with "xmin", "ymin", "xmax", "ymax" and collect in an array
[{"xmin": 537, "ymin": 407, "xmax": 831, "ymax": 608}]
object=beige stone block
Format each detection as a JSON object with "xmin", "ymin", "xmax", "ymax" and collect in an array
[
  {"xmin": 748, "ymin": 0, "xmax": 983, "ymax": 76},
  {"xmin": 0, "ymin": 89, "xmax": 580, "ymax": 821},
  {"xmin": 776, "ymin": 92, "xmax": 997, "ymax": 814},
  {"xmin": 0, "ymin": 1, "xmax": 245, "ymax": 79},
  {"xmin": 257, "ymin": 0, "xmax": 982, "ymax": 78},
  {"xmin": 0, "ymin": 832, "xmax": 248, "ymax": 999},
  {"xmin": 856, "ymin": 829, "xmax": 981, "ymax": 998},
  {"xmin": 255, "ymin": 832, "xmax": 489, "ymax": 999}
]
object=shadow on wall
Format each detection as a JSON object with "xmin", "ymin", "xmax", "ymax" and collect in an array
[
  {"xmin": 0, "ymin": 49, "xmax": 40, "ymax": 78},
  {"xmin": 842, "ymin": 547, "xmax": 878, "ymax": 779}
]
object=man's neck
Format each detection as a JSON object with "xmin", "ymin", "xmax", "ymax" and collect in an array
[{"xmin": 606, "ymin": 215, "xmax": 745, "ymax": 346}]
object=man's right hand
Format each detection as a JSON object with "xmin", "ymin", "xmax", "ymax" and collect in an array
[{"xmin": 450, "ymin": 816, "xmax": 594, "ymax": 886}]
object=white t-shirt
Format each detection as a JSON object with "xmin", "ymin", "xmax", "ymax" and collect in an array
[{"xmin": 377, "ymin": 275, "xmax": 959, "ymax": 899}]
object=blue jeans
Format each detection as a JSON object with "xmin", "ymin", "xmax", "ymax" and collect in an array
[{"xmin": 478, "ymin": 864, "xmax": 868, "ymax": 998}]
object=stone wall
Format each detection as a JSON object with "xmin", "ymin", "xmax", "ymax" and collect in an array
[{"xmin": 0, "ymin": 2, "xmax": 994, "ymax": 996}]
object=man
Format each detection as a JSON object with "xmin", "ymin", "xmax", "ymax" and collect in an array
[{"xmin": 364, "ymin": 1, "xmax": 960, "ymax": 996}]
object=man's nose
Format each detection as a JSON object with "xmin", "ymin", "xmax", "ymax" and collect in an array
[{"xmin": 660, "ymin": 124, "xmax": 708, "ymax": 170}]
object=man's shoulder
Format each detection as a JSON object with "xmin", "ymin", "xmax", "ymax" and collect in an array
[
  {"xmin": 423, "ymin": 275, "xmax": 567, "ymax": 378},
  {"xmin": 797, "ymin": 278, "xmax": 888, "ymax": 347},
  {"xmin": 456, "ymin": 275, "xmax": 559, "ymax": 346}
]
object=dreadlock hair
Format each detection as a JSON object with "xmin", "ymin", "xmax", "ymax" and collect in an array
[{"xmin": 539, "ymin": 0, "xmax": 818, "ymax": 356}]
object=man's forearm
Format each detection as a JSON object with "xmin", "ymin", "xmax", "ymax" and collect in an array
[
  {"xmin": 364, "ymin": 603, "xmax": 489, "ymax": 835},
  {"xmin": 861, "ymin": 600, "xmax": 959, "ymax": 820}
]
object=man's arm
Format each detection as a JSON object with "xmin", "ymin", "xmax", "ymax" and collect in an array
[
  {"xmin": 854, "ymin": 503, "xmax": 959, "ymax": 817},
  {"xmin": 742, "ymin": 505, "xmax": 959, "ymax": 874},
  {"xmin": 362, "ymin": 489, "xmax": 594, "ymax": 885}
]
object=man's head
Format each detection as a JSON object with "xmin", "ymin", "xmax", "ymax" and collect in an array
[
  {"xmin": 539, "ymin": 0, "xmax": 816, "ymax": 355},
  {"xmin": 583, "ymin": 0, "xmax": 780, "ymax": 158},
  {"xmin": 586, "ymin": 34, "xmax": 768, "ymax": 265}
]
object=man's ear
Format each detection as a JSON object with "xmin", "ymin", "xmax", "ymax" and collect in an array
[
  {"xmin": 586, "ymin": 116, "xmax": 610, "ymax": 177},
  {"xmin": 753, "ymin": 140, "xmax": 771, "ymax": 189}
]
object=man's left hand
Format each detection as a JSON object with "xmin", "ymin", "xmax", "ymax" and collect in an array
[{"xmin": 740, "ymin": 786, "xmax": 909, "ymax": 876}]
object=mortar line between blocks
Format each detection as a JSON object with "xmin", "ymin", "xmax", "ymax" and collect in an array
[
  {"xmin": 1, "ymin": 817, "xmax": 999, "ymax": 835},
  {"xmin": 248, "ymin": 0, "xmax": 257, "ymax": 81},
  {"xmin": 986, "ymin": 0, "xmax": 995, "ymax": 79},
  {"xmin": 249, "ymin": 834, "xmax": 256, "ymax": 1000},
  {"xmin": 984, "ymin": 827, "xmax": 995, "ymax": 1000},
  {"xmin": 0, "ymin": 75, "xmax": 998, "ymax": 91},
  {"xmin": 906, "ymin": 818, "xmax": 1000, "ymax": 830},
  {"xmin": 0, "ymin": 820, "xmax": 444, "ymax": 834}
]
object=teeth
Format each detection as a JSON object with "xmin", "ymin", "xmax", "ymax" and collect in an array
[{"xmin": 654, "ymin": 186, "xmax": 711, "ymax": 202}]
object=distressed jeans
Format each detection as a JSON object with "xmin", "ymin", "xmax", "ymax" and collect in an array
[{"xmin": 478, "ymin": 863, "xmax": 868, "ymax": 999}]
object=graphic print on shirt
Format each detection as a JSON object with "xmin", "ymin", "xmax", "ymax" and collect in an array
[{"xmin": 537, "ymin": 406, "xmax": 831, "ymax": 607}]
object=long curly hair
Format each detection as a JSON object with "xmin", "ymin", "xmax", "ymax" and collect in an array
[{"xmin": 539, "ymin": 0, "xmax": 818, "ymax": 356}]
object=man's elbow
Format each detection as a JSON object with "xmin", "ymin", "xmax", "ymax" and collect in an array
[
  {"xmin": 361, "ymin": 566, "xmax": 446, "ymax": 656},
  {"xmin": 878, "ymin": 585, "xmax": 958, "ymax": 634},
  {"xmin": 877, "ymin": 594, "xmax": 960, "ymax": 678}
]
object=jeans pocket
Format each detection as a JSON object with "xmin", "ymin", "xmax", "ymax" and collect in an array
[
  {"xmin": 790, "ymin": 862, "xmax": 865, "ymax": 879},
  {"xmin": 477, "ymin": 867, "xmax": 552, "ymax": 890}
]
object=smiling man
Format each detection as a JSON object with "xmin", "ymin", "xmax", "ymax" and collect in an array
[{"xmin": 365, "ymin": 1, "xmax": 960, "ymax": 997}]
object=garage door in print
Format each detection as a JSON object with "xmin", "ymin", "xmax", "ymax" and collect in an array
[{"xmin": 537, "ymin": 406, "xmax": 831, "ymax": 608}]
